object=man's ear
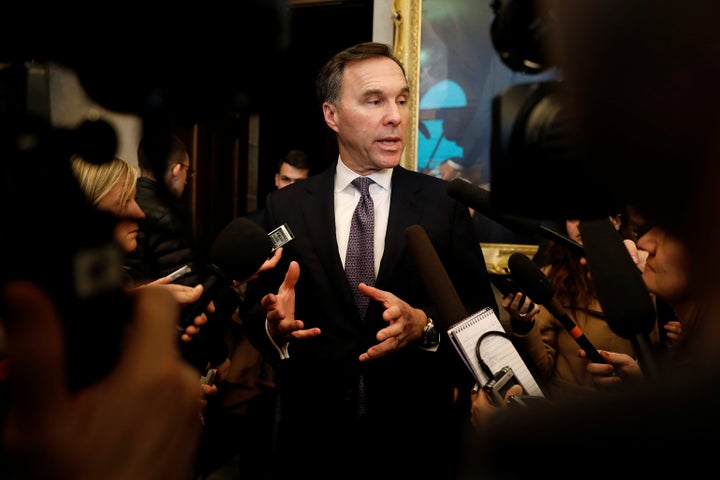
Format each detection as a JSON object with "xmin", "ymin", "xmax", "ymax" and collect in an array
[
  {"xmin": 323, "ymin": 102, "xmax": 340, "ymax": 133},
  {"xmin": 170, "ymin": 163, "xmax": 181, "ymax": 177}
]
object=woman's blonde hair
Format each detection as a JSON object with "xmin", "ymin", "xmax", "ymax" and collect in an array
[{"xmin": 70, "ymin": 155, "xmax": 138, "ymax": 210}]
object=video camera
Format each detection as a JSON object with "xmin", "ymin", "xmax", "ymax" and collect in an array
[
  {"xmin": 0, "ymin": 0, "xmax": 291, "ymax": 389},
  {"xmin": 488, "ymin": 0, "xmax": 622, "ymax": 221}
]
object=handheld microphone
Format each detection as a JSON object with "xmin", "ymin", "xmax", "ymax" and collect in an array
[
  {"xmin": 404, "ymin": 224, "xmax": 468, "ymax": 330},
  {"xmin": 446, "ymin": 178, "xmax": 584, "ymax": 257},
  {"xmin": 507, "ymin": 252, "xmax": 608, "ymax": 365},
  {"xmin": 180, "ymin": 217, "xmax": 273, "ymax": 329}
]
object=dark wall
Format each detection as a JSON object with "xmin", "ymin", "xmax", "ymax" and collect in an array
[
  {"xmin": 177, "ymin": 0, "xmax": 374, "ymax": 258},
  {"xmin": 255, "ymin": 0, "xmax": 374, "ymax": 206}
]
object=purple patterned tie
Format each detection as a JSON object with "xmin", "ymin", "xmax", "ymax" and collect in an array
[{"xmin": 345, "ymin": 177, "xmax": 375, "ymax": 318}]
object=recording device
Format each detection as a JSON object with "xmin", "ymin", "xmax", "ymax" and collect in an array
[
  {"xmin": 490, "ymin": 274, "xmax": 535, "ymax": 311},
  {"xmin": 200, "ymin": 368, "xmax": 217, "ymax": 386},
  {"xmin": 446, "ymin": 179, "xmax": 585, "ymax": 257},
  {"xmin": 483, "ymin": 366, "xmax": 523, "ymax": 406},
  {"xmin": 268, "ymin": 223, "xmax": 294, "ymax": 251}
]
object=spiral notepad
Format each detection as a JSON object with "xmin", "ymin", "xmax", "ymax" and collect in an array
[{"xmin": 448, "ymin": 307, "xmax": 544, "ymax": 397}]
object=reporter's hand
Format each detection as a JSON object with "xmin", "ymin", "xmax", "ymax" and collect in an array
[
  {"xmin": 664, "ymin": 320, "xmax": 684, "ymax": 346},
  {"xmin": 623, "ymin": 239, "xmax": 648, "ymax": 272},
  {"xmin": 470, "ymin": 383, "xmax": 524, "ymax": 430},
  {"xmin": 0, "ymin": 281, "xmax": 202, "ymax": 480},
  {"xmin": 501, "ymin": 292, "xmax": 540, "ymax": 321},
  {"xmin": 579, "ymin": 348, "xmax": 643, "ymax": 387},
  {"xmin": 141, "ymin": 279, "xmax": 214, "ymax": 342},
  {"xmin": 240, "ymin": 247, "xmax": 283, "ymax": 284},
  {"xmin": 212, "ymin": 357, "xmax": 231, "ymax": 384}
]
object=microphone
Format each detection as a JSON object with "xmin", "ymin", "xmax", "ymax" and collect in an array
[
  {"xmin": 507, "ymin": 252, "xmax": 608, "ymax": 365},
  {"xmin": 578, "ymin": 218, "xmax": 661, "ymax": 380},
  {"xmin": 446, "ymin": 178, "xmax": 585, "ymax": 257},
  {"xmin": 404, "ymin": 224, "xmax": 468, "ymax": 330},
  {"xmin": 180, "ymin": 217, "xmax": 273, "ymax": 330}
]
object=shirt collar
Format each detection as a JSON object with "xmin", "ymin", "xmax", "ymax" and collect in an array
[{"xmin": 335, "ymin": 157, "xmax": 393, "ymax": 193}]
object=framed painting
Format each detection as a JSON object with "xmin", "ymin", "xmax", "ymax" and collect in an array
[{"xmin": 394, "ymin": 0, "xmax": 555, "ymax": 184}]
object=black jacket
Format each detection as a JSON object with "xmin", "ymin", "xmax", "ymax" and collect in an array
[{"xmin": 127, "ymin": 177, "xmax": 199, "ymax": 284}]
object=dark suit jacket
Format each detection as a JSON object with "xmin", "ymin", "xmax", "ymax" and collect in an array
[{"xmin": 243, "ymin": 165, "xmax": 498, "ymax": 478}]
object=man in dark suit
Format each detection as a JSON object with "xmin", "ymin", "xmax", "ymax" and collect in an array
[{"xmin": 243, "ymin": 42, "xmax": 498, "ymax": 480}]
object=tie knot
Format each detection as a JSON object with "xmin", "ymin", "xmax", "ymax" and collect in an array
[{"xmin": 352, "ymin": 177, "xmax": 373, "ymax": 196}]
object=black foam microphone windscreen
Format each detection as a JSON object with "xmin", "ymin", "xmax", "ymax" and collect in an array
[
  {"xmin": 404, "ymin": 224, "xmax": 467, "ymax": 330},
  {"xmin": 446, "ymin": 178, "xmax": 584, "ymax": 257},
  {"xmin": 578, "ymin": 218, "xmax": 656, "ymax": 338},
  {"xmin": 209, "ymin": 217, "xmax": 274, "ymax": 281},
  {"xmin": 181, "ymin": 217, "xmax": 273, "ymax": 330}
]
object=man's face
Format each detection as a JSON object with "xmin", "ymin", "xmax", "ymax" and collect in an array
[
  {"xmin": 322, "ymin": 56, "xmax": 410, "ymax": 175},
  {"xmin": 167, "ymin": 151, "xmax": 192, "ymax": 198},
  {"xmin": 275, "ymin": 162, "xmax": 309, "ymax": 189}
]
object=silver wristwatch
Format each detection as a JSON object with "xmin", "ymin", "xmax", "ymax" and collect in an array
[{"xmin": 421, "ymin": 317, "xmax": 440, "ymax": 347}]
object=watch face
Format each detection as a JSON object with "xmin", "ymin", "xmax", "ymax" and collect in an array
[{"xmin": 423, "ymin": 323, "xmax": 440, "ymax": 346}]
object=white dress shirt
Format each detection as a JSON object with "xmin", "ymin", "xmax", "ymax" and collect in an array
[{"xmin": 334, "ymin": 157, "xmax": 392, "ymax": 276}]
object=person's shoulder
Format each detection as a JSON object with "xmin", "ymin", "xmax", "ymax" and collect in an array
[
  {"xmin": 394, "ymin": 166, "xmax": 444, "ymax": 182},
  {"xmin": 393, "ymin": 166, "xmax": 452, "ymax": 193},
  {"xmin": 270, "ymin": 170, "xmax": 326, "ymax": 198}
]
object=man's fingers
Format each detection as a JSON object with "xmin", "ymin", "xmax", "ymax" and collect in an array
[{"xmin": 282, "ymin": 261, "xmax": 301, "ymax": 289}]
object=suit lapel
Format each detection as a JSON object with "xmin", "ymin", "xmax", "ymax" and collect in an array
[
  {"xmin": 301, "ymin": 167, "xmax": 357, "ymax": 307},
  {"xmin": 377, "ymin": 167, "xmax": 424, "ymax": 286}
]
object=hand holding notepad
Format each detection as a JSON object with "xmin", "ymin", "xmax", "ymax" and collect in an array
[{"xmin": 448, "ymin": 307, "xmax": 544, "ymax": 397}]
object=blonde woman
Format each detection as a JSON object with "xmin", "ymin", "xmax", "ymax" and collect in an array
[{"xmin": 70, "ymin": 154, "xmax": 211, "ymax": 342}]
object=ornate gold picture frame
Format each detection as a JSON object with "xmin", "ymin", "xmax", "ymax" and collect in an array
[{"xmin": 391, "ymin": 0, "xmax": 421, "ymax": 171}]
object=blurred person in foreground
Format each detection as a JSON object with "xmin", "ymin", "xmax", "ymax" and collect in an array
[
  {"xmin": 0, "ymin": 281, "xmax": 202, "ymax": 480},
  {"xmin": 462, "ymin": 1, "xmax": 720, "ymax": 477}
]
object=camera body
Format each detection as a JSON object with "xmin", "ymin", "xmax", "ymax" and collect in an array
[{"xmin": 483, "ymin": 366, "xmax": 523, "ymax": 406}]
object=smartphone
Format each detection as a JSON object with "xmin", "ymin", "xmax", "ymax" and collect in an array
[
  {"xmin": 490, "ymin": 274, "xmax": 536, "ymax": 310},
  {"xmin": 168, "ymin": 264, "xmax": 192, "ymax": 282},
  {"xmin": 490, "ymin": 274, "xmax": 522, "ymax": 296}
]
